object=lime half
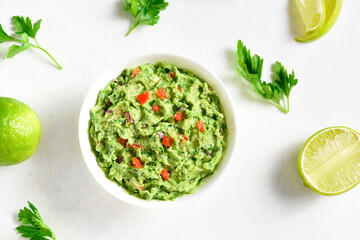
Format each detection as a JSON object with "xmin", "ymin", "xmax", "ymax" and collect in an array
[
  {"xmin": 298, "ymin": 126, "xmax": 360, "ymax": 195},
  {"xmin": 295, "ymin": 0, "xmax": 343, "ymax": 42}
]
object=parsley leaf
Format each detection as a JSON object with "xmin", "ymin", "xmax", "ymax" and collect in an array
[
  {"xmin": 0, "ymin": 24, "xmax": 14, "ymax": 43},
  {"xmin": 16, "ymin": 201, "xmax": 57, "ymax": 240},
  {"xmin": 253, "ymin": 78, "xmax": 282, "ymax": 104},
  {"xmin": 272, "ymin": 61, "xmax": 298, "ymax": 99},
  {"xmin": 0, "ymin": 16, "xmax": 62, "ymax": 69},
  {"xmin": 5, "ymin": 33, "xmax": 31, "ymax": 58},
  {"xmin": 236, "ymin": 40, "xmax": 298, "ymax": 113},
  {"xmin": 12, "ymin": 16, "xmax": 42, "ymax": 38},
  {"xmin": 236, "ymin": 40, "xmax": 263, "ymax": 81},
  {"xmin": 123, "ymin": 0, "xmax": 169, "ymax": 36}
]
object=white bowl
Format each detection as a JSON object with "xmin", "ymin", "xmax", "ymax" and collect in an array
[{"xmin": 78, "ymin": 54, "xmax": 237, "ymax": 209}]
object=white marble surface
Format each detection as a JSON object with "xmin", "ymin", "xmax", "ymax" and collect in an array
[{"xmin": 1, "ymin": 0, "xmax": 360, "ymax": 239}]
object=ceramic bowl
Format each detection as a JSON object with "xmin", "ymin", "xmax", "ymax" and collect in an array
[{"xmin": 78, "ymin": 54, "xmax": 237, "ymax": 208}]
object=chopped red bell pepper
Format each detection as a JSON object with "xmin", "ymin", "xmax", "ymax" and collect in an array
[
  {"xmin": 177, "ymin": 86, "xmax": 182, "ymax": 92},
  {"xmin": 135, "ymin": 184, "xmax": 145, "ymax": 190},
  {"xmin": 170, "ymin": 71, "xmax": 176, "ymax": 79},
  {"xmin": 174, "ymin": 112, "xmax": 183, "ymax": 121},
  {"xmin": 196, "ymin": 121, "xmax": 204, "ymax": 132},
  {"xmin": 152, "ymin": 105, "xmax": 160, "ymax": 112},
  {"xmin": 132, "ymin": 67, "xmax": 140, "ymax": 78},
  {"xmin": 137, "ymin": 91, "xmax": 150, "ymax": 105},
  {"xmin": 161, "ymin": 169, "xmax": 170, "ymax": 181},
  {"xmin": 162, "ymin": 135, "xmax": 173, "ymax": 147},
  {"xmin": 116, "ymin": 136, "xmax": 128, "ymax": 147},
  {"xmin": 156, "ymin": 87, "xmax": 167, "ymax": 100},
  {"xmin": 132, "ymin": 157, "xmax": 142, "ymax": 169},
  {"xmin": 127, "ymin": 143, "xmax": 144, "ymax": 150},
  {"xmin": 179, "ymin": 134, "xmax": 189, "ymax": 141}
]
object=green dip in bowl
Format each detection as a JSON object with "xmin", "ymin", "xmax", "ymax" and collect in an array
[{"xmin": 89, "ymin": 62, "xmax": 228, "ymax": 200}]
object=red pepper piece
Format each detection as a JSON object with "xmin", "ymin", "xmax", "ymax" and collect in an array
[
  {"xmin": 152, "ymin": 105, "xmax": 160, "ymax": 112},
  {"xmin": 162, "ymin": 135, "xmax": 173, "ymax": 147},
  {"xmin": 177, "ymin": 86, "xmax": 182, "ymax": 92},
  {"xmin": 137, "ymin": 91, "xmax": 150, "ymax": 105},
  {"xmin": 132, "ymin": 157, "xmax": 142, "ymax": 169},
  {"xmin": 135, "ymin": 184, "xmax": 145, "ymax": 190},
  {"xmin": 170, "ymin": 71, "xmax": 176, "ymax": 79},
  {"xmin": 179, "ymin": 134, "xmax": 189, "ymax": 141},
  {"xmin": 161, "ymin": 169, "xmax": 170, "ymax": 181},
  {"xmin": 127, "ymin": 143, "xmax": 144, "ymax": 150},
  {"xmin": 156, "ymin": 87, "xmax": 167, "ymax": 100},
  {"xmin": 132, "ymin": 67, "xmax": 140, "ymax": 78},
  {"xmin": 116, "ymin": 136, "xmax": 128, "ymax": 147},
  {"xmin": 174, "ymin": 112, "xmax": 183, "ymax": 121},
  {"xmin": 196, "ymin": 121, "xmax": 204, "ymax": 132}
]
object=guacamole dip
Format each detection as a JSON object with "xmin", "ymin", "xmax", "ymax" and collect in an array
[{"xmin": 89, "ymin": 62, "xmax": 227, "ymax": 200}]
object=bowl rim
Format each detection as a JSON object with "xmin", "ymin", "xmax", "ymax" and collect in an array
[{"xmin": 78, "ymin": 53, "xmax": 237, "ymax": 209}]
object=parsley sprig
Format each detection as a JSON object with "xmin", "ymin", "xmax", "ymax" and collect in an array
[
  {"xmin": 236, "ymin": 40, "xmax": 298, "ymax": 113},
  {"xmin": 123, "ymin": 0, "xmax": 169, "ymax": 36},
  {"xmin": 16, "ymin": 201, "xmax": 57, "ymax": 240},
  {"xmin": 0, "ymin": 16, "xmax": 62, "ymax": 70}
]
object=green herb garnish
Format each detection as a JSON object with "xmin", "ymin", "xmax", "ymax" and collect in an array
[
  {"xmin": 0, "ymin": 16, "xmax": 62, "ymax": 70},
  {"xmin": 16, "ymin": 201, "xmax": 57, "ymax": 240},
  {"xmin": 123, "ymin": 0, "xmax": 169, "ymax": 36},
  {"xmin": 236, "ymin": 40, "xmax": 298, "ymax": 113}
]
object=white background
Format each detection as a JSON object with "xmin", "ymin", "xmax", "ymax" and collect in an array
[{"xmin": 1, "ymin": 0, "xmax": 360, "ymax": 239}]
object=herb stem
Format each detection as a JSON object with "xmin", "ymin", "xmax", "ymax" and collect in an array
[
  {"xmin": 7, "ymin": 38, "xmax": 62, "ymax": 69},
  {"xmin": 271, "ymin": 101, "xmax": 289, "ymax": 113},
  {"xmin": 286, "ymin": 97, "xmax": 290, "ymax": 113},
  {"xmin": 125, "ymin": 21, "xmax": 140, "ymax": 36},
  {"xmin": 32, "ymin": 38, "xmax": 62, "ymax": 70},
  {"xmin": 12, "ymin": 37, "xmax": 23, "ymax": 43}
]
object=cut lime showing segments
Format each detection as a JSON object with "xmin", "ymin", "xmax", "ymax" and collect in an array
[
  {"xmin": 298, "ymin": 127, "xmax": 360, "ymax": 195},
  {"xmin": 295, "ymin": 0, "xmax": 343, "ymax": 42},
  {"xmin": 295, "ymin": 0, "xmax": 326, "ymax": 34}
]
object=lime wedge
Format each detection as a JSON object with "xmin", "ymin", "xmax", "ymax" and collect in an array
[
  {"xmin": 298, "ymin": 127, "xmax": 360, "ymax": 195},
  {"xmin": 295, "ymin": 0, "xmax": 343, "ymax": 42},
  {"xmin": 294, "ymin": 0, "xmax": 326, "ymax": 34}
]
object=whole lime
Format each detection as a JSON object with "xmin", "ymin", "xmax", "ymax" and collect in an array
[{"xmin": 0, "ymin": 97, "xmax": 41, "ymax": 166}]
